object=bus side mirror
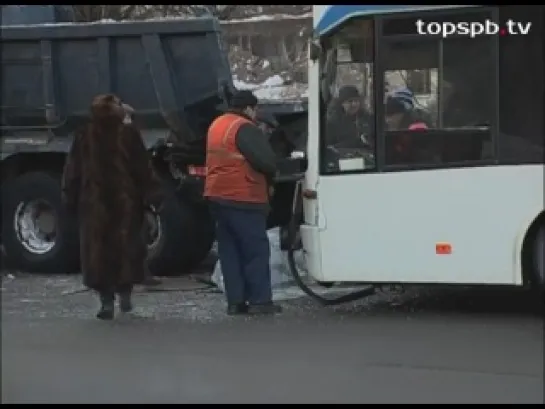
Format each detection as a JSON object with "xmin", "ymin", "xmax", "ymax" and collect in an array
[{"xmin": 309, "ymin": 41, "xmax": 321, "ymax": 62}]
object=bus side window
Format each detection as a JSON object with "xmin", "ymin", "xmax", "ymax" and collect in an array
[
  {"xmin": 498, "ymin": 6, "xmax": 544, "ymax": 164},
  {"xmin": 441, "ymin": 37, "xmax": 494, "ymax": 130},
  {"xmin": 381, "ymin": 28, "xmax": 496, "ymax": 167},
  {"xmin": 383, "ymin": 39, "xmax": 439, "ymax": 130}
]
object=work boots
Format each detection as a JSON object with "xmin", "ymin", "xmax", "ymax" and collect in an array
[
  {"xmin": 247, "ymin": 303, "xmax": 283, "ymax": 315},
  {"xmin": 227, "ymin": 303, "xmax": 282, "ymax": 316},
  {"xmin": 227, "ymin": 303, "xmax": 248, "ymax": 316},
  {"xmin": 96, "ymin": 293, "xmax": 115, "ymax": 320}
]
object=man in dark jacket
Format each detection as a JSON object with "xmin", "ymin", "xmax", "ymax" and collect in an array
[
  {"xmin": 256, "ymin": 110, "xmax": 295, "ymax": 157},
  {"xmin": 326, "ymin": 85, "xmax": 374, "ymax": 149},
  {"xmin": 205, "ymin": 90, "xmax": 281, "ymax": 316}
]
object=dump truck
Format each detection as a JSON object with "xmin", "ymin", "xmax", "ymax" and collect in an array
[{"xmin": 0, "ymin": 6, "xmax": 308, "ymax": 275}]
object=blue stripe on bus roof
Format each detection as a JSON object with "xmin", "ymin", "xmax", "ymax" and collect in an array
[{"xmin": 315, "ymin": 5, "xmax": 477, "ymax": 36}]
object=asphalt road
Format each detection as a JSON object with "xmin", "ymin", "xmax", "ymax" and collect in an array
[{"xmin": 1, "ymin": 273, "xmax": 544, "ymax": 404}]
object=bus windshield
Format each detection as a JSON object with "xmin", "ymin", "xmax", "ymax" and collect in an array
[
  {"xmin": 319, "ymin": 10, "xmax": 501, "ymax": 172},
  {"xmin": 320, "ymin": 18, "xmax": 375, "ymax": 171}
]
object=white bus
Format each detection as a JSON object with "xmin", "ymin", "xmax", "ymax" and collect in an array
[{"xmin": 294, "ymin": 5, "xmax": 544, "ymax": 297}]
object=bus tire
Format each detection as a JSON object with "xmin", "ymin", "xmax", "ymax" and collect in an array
[
  {"xmin": 532, "ymin": 222, "xmax": 544, "ymax": 290},
  {"xmin": 1, "ymin": 172, "xmax": 79, "ymax": 274}
]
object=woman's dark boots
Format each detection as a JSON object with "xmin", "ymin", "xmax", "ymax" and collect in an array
[
  {"xmin": 96, "ymin": 292, "xmax": 115, "ymax": 320},
  {"xmin": 96, "ymin": 291, "xmax": 132, "ymax": 319},
  {"xmin": 118, "ymin": 291, "xmax": 133, "ymax": 313}
]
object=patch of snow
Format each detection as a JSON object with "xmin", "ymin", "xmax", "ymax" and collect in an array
[
  {"xmin": 233, "ymin": 75, "xmax": 308, "ymax": 101},
  {"xmin": 138, "ymin": 15, "xmax": 214, "ymax": 23},
  {"xmin": 223, "ymin": 12, "xmax": 312, "ymax": 25},
  {"xmin": 1, "ymin": 15, "xmax": 211, "ymax": 28},
  {"xmin": 261, "ymin": 74, "xmax": 284, "ymax": 87}
]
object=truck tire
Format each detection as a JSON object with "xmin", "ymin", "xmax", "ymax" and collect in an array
[
  {"xmin": 1, "ymin": 172, "xmax": 79, "ymax": 274},
  {"xmin": 146, "ymin": 187, "xmax": 192, "ymax": 275},
  {"xmin": 186, "ymin": 202, "xmax": 215, "ymax": 268},
  {"xmin": 146, "ymin": 186, "xmax": 215, "ymax": 276}
]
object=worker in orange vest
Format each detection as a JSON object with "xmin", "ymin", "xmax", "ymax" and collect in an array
[{"xmin": 205, "ymin": 90, "xmax": 281, "ymax": 316}]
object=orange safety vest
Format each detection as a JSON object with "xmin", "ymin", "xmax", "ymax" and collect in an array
[{"xmin": 204, "ymin": 113, "xmax": 269, "ymax": 204}]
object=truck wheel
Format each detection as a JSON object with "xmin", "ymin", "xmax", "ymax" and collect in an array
[
  {"xmin": 186, "ymin": 202, "xmax": 215, "ymax": 268},
  {"xmin": 146, "ymin": 187, "xmax": 194, "ymax": 276},
  {"xmin": 146, "ymin": 189, "xmax": 216, "ymax": 276},
  {"xmin": 1, "ymin": 172, "xmax": 79, "ymax": 274}
]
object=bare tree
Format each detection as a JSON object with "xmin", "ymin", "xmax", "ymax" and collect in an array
[
  {"xmin": 70, "ymin": 5, "xmax": 247, "ymax": 22},
  {"xmin": 71, "ymin": 6, "xmax": 150, "ymax": 22},
  {"xmin": 176, "ymin": 5, "xmax": 239, "ymax": 20},
  {"xmin": 70, "ymin": 5, "xmax": 309, "ymax": 23}
]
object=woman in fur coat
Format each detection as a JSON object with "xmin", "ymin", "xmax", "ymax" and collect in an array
[{"xmin": 61, "ymin": 94, "xmax": 163, "ymax": 319}]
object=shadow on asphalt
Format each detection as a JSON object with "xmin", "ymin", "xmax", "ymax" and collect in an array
[{"xmin": 327, "ymin": 286, "xmax": 544, "ymax": 318}]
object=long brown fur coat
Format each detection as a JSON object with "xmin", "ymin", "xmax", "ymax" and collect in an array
[{"xmin": 61, "ymin": 94, "xmax": 162, "ymax": 292}]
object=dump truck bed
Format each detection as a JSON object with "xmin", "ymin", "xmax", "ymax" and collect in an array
[{"xmin": 1, "ymin": 17, "xmax": 234, "ymax": 142}]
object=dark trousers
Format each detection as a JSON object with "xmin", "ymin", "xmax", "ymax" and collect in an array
[{"xmin": 210, "ymin": 202, "xmax": 272, "ymax": 305}]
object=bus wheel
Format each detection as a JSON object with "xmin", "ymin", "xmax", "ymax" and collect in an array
[{"xmin": 532, "ymin": 222, "xmax": 544, "ymax": 289}]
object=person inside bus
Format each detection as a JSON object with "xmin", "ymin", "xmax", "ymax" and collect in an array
[
  {"xmin": 384, "ymin": 89, "xmax": 432, "ymax": 163},
  {"xmin": 325, "ymin": 85, "xmax": 374, "ymax": 149},
  {"xmin": 384, "ymin": 89, "xmax": 429, "ymax": 131}
]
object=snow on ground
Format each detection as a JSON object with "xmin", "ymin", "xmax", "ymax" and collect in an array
[{"xmin": 233, "ymin": 74, "xmax": 308, "ymax": 101}]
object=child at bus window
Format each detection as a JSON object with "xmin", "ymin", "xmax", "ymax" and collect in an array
[
  {"xmin": 385, "ymin": 93, "xmax": 429, "ymax": 131},
  {"xmin": 386, "ymin": 87, "xmax": 414, "ymax": 110},
  {"xmin": 384, "ymin": 92, "xmax": 435, "ymax": 165}
]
